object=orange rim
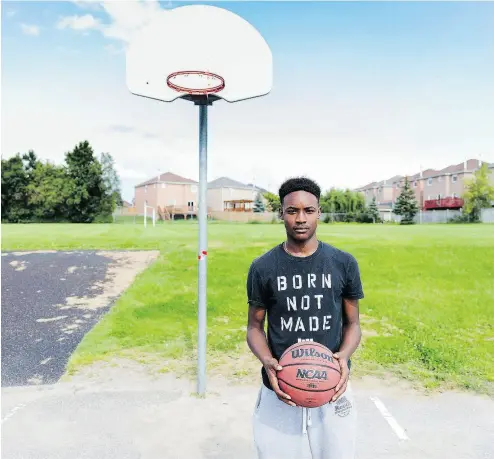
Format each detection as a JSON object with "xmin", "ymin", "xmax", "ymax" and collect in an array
[{"xmin": 166, "ymin": 70, "xmax": 225, "ymax": 94}]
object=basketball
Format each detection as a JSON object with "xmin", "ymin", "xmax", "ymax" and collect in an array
[{"xmin": 277, "ymin": 342, "xmax": 341, "ymax": 408}]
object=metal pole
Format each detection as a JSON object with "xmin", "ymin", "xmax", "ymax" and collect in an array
[{"xmin": 197, "ymin": 103, "xmax": 208, "ymax": 396}]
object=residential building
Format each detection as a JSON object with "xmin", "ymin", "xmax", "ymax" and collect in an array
[
  {"xmin": 134, "ymin": 172, "xmax": 198, "ymax": 214},
  {"xmin": 207, "ymin": 177, "xmax": 267, "ymax": 212},
  {"xmin": 355, "ymin": 159, "xmax": 494, "ymax": 211}
]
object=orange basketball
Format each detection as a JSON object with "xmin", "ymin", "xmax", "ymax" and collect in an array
[{"xmin": 277, "ymin": 341, "xmax": 341, "ymax": 408}]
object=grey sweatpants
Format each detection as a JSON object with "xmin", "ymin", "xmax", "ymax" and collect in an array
[{"xmin": 252, "ymin": 382, "xmax": 357, "ymax": 459}]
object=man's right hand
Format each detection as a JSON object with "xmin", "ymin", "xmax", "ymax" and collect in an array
[{"xmin": 262, "ymin": 357, "xmax": 296, "ymax": 407}]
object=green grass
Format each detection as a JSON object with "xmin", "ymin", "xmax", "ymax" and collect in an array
[{"xmin": 2, "ymin": 222, "xmax": 494, "ymax": 394}]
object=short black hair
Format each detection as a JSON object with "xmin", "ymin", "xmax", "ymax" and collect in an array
[{"xmin": 278, "ymin": 176, "xmax": 321, "ymax": 205}]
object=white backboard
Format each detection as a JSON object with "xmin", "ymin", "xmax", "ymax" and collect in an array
[{"xmin": 126, "ymin": 5, "xmax": 272, "ymax": 103}]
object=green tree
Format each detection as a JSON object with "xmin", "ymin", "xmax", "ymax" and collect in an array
[
  {"xmin": 101, "ymin": 153, "xmax": 122, "ymax": 205},
  {"xmin": 64, "ymin": 140, "xmax": 107, "ymax": 223},
  {"xmin": 263, "ymin": 192, "xmax": 280, "ymax": 213},
  {"xmin": 26, "ymin": 161, "xmax": 73, "ymax": 221},
  {"xmin": 1, "ymin": 153, "xmax": 31, "ymax": 222},
  {"xmin": 367, "ymin": 197, "xmax": 381, "ymax": 223},
  {"xmin": 394, "ymin": 177, "xmax": 419, "ymax": 224},
  {"xmin": 253, "ymin": 192, "xmax": 265, "ymax": 213},
  {"xmin": 462, "ymin": 163, "xmax": 494, "ymax": 222}
]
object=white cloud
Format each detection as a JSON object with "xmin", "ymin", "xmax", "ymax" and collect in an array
[
  {"xmin": 20, "ymin": 24, "xmax": 40, "ymax": 36},
  {"xmin": 99, "ymin": 0, "xmax": 163, "ymax": 43},
  {"xmin": 57, "ymin": 1, "xmax": 164, "ymax": 45},
  {"xmin": 57, "ymin": 14, "xmax": 101, "ymax": 31}
]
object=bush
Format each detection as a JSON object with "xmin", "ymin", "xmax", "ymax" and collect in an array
[
  {"xmin": 447, "ymin": 213, "xmax": 476, "ymax": 224},
  {"xmin": 93, "ymin": 213, "xmax": 113, "ymax": 223}
]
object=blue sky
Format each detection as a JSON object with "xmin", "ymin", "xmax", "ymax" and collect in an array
[{"xmin": 2, "ymin": 1, "xmax": 493, "ymax": 201}]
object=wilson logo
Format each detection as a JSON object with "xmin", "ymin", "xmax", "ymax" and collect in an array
[
  {"xmin": 296, "ymin": 369, "xmax": 328, "ymax": 380},
  {"xmin": 291, "ymin": 347, "xmax": 334, "ymax": 362}
]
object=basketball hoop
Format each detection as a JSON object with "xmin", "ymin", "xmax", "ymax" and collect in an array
[{"xmin": 166, "ymin": 70, "xmax": 225, "ymax": 95}]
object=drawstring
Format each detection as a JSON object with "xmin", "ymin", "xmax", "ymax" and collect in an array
[{"xmin": 302, "ymin": 408, "xmax": 312, "ymax": 434}]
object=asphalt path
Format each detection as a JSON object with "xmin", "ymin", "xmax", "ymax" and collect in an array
[{"xmin": 1, "ymin": 250, "xmax": 158, "ymax": 387}]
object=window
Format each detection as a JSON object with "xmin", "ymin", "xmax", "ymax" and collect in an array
[
  {"xmin": 413, "ymin": 181, "xmax": 417, "ymax": 187},
  {"xmin": 452, "ymin": 175, "xmax": 458, "ymax": 183},
  {"xmin": 438, "ymin": 176, "xmax": 442, "ymax": 182},
  {"xmin": 188, "ymin": 201, "xmax": 194, "ymax": 208},
  {"xmin": 453, "ymin": 193, "xmax": 458, "ymax": 198},
  {"xmin": 427, "ymin": 178, "xmax": 433, "ymax": 186}
]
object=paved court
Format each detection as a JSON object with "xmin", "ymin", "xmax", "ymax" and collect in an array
[
  {"xmin": 2, "ymin": 371, "xmax": 493, "ymax": 459},
  {"xmin": 1, "ymin": 250, "xmax": 159, "ymax": 387}
]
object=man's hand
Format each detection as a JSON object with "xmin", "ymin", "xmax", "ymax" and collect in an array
[
  {"xmin": 332, "ymin": 352, "xmax": 350, "ymax": 402},
  {"xmin": 262, "ymin": 357, "xmax": 296, "ymax": 407}
]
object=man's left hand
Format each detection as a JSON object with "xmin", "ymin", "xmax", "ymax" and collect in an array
[{"xmin": 332, "ymin": 352, "xmax": 349, "ymax": 402}]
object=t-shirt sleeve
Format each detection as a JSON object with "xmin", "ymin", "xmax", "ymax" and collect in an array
[
  {"xmin": 246, "ymin": 263, "xmax": 268, "ymax": 309},
  {"xmin": 342, "ymin": 254, "xmax": 364, "ymax": 300}
]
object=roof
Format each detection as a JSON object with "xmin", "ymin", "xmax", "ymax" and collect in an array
[
  {"xmin": 207, "ymin": 177, "xmax": 254, "ymax": 190},
  {"xmin": 247, "ymin": 183, "xmax": 269, "ymax": 193},
  {"xmin": 355, "ymin": 158, "xmax": 491, "ymax": 191},
  {"xmin": 136, "ymin": 172, "xmax": 197, "ymax": 188}
]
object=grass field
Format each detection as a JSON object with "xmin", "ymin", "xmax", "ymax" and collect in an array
[{"xmin": 2, "ymin": 222, "xmax": 493, "ymax": 395}]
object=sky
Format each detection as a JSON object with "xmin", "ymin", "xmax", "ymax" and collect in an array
[{"xmin": 2, "ymin": 1, "xmax": 494, "ymax": 202}]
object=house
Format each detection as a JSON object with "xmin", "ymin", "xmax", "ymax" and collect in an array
[
  {"xmin": 207, "ymin": 177, "xmax": 268, "ymax": 212},
  {"xmin": 134, "ymin": 172, "xmax": 198, "ymax": 217},
  {"xmin": 355, "ymin": 159, "xmax": 494, "ymax": 211}
]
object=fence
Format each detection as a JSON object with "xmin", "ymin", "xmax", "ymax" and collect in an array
[
  {"xmin": 403, "ymin": 210, "xmax": 462, "ymax": 224},
  {"xmin": 113, "ymin": 207, "xmax": 494, "ymax": 225},
  {"xmin": 322, "ymin": 209, "xmax": 471, "ymax": 224},
  {"xmin": 210, "ymin": 211, "xmax": 279, "ymax": 223},
  {"xmin": 481, "ymin": 208, "xmax": 494, "ymax": 223}
]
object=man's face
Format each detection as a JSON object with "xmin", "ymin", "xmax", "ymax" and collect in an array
[{"xmin": 281, "ymin": 190, "xmax": 321, "ymax": 242}]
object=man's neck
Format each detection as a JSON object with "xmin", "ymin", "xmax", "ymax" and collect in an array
[{"xmin": 284, "ymin": 236, "xmax": 319, "ymax": 257}]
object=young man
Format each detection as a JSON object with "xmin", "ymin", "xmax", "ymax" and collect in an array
[{"xmin": 246, "ymin": 177, "xmax": 364, "ymax": 459}]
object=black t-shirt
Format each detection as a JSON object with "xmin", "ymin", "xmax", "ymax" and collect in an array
[{"xmin": 246, "ymin": 240, "xmax": 364, "ymax": 390}]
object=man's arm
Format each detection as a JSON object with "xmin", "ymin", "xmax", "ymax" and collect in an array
[
  {"xmin": 246, "ymin": 306, "xmax": 272, "ymax": 364},
  {"xmin": 332, "ymin": 253, "xmax": 364, "ymax": 401},
  {"xmin": 336, "ymin": 297, "xmax": 362, "ymax": 361},
  {"xmin": 246, "ymin": 305, "xmax": 295, "ymax": 406},
  {"xmin": 332, "ymin": 298, "xmax": 361, "ymax": 401}
]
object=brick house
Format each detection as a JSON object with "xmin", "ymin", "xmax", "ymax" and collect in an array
[
  {"xmin": 356, "ymin": 159, "xmax": 494, "ymax": 211},
  {"xmin": 134, "ymin": 172, "xmax": 198, "ymax": 215},
  {"xmin": 207, "ymin": 177, "xmax": 267, "ymax": 212}
]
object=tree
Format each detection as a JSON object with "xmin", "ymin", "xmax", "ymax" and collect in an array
[
  {"xmin": 263, "ymin": 191, "xmax": 280, "ymax": 213},
  {"xmin": 394, "ymin": 177, "xmax": 419, "ymax": 224},
  {"xmin": 100, "ymin": 152, "xmax": 123, "ymax": 214},
  {"xmin": 367, "ymin": 197, "xmax": 381, "ymax": 223},
  {"xmin": 1, "ymin": 154, "xmax": 31, "ymax": 222},
  {"xmin": 253, "ymin": 192, "xmax": 265, "ymax": 213},
  {"xmin": 462, "ymin": 163, "xmax": 494, "ymax": 222},
  {"xmin": 64, "ymin": 140, "xmax": 107, "ymax": 223},
  {"xmin": 26, "ymin": 161, "xmax": 73, "ymax": 221},
  {"xmin": 101, "ymin": 153, "xmax": 122, "ymax": 204}
]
